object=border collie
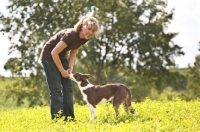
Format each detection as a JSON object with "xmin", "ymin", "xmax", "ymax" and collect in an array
[{"xmin": 70, "ymin": 73, "xmax": 136, "ymax": 120}]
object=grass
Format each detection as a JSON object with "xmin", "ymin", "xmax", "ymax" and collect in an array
[
  {"xmin": 170, "ymin": 68, "xmax": 190, "ymax": 76},
  {"xmin": 0, "ymin": 99, "xmax": 199, "ymax": 132},
  {"xmin": 1, "ymin": 69, "xmax": 197, "ymax": 131}
]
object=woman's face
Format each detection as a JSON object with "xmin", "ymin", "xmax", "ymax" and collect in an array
[{"xmin": 81, "ymin": 23, "xmax": 96, "ymax": 40}]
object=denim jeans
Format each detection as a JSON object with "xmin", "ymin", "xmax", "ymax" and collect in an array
[{"xmin": 41, "ymin": 60, "xmax": 74, "ymax": 120}]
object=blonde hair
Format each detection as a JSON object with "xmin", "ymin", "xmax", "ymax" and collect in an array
[{"xmin": 74, "ymin": 16, "xmax": 100, "ymax": 37}]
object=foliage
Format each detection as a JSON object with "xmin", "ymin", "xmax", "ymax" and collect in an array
[
  {"xmin": 0, "ymin": 99, "xmax": 200, "ymax": 132},
  {"xmin": 3, "ymin": 67, "xmax": 49, "ymax": 107},
  {"xmin": 179, "ymin": 43, "xmax": 200, "ymax": 100},
  {"xmin": 0, "ymin": 0, "xmax": 91, "ymax": 106},
  {"xmin": 3, "ymin": 57, "xmax": 22, "ymax": 77},
  {"xmin": 0, "ymin": 75, "xmax": 6, "ymax": 81},
  {"xmin": 78, "ymin": 0, "xmax": 184, "ymax": 83},
  {"xmin": 149, "ymin": 87, "xmax": 183, "ymax": 100},
  {"xmin": 184, "ymin": 55, "xmax": 200, "ymax": 100},
  {"xmin": 0, "ymin": 0, "xmax": 186, "ymax": 106},
  {"xmin": 76, "ymin": 0, "xmax": 186, "ymax": 95}
]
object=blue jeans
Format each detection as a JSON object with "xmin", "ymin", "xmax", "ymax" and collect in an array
[{"xmin": 41, "ymin": 60, "xmax": 74, "ymax": 120}]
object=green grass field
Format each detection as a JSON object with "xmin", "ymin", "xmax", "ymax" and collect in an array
[
  {"xmin": 1, "ymin": 69, "xmax": 199, "ymax": 131},
  {"xmin": 0, "ymin": 99, "xmax": 200, "ymax": 132}
]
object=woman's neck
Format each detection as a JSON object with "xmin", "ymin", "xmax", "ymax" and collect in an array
[{"xmin": 79, "ymin": 31, "xmax": 84, "ymax": 39}]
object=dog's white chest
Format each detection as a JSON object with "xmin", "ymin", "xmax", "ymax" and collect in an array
[{"xmin": 97, "ymin": 96, "xmax": 114, "ymax": 105}]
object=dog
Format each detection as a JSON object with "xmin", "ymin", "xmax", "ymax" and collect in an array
[{"xmin": 69, "ymin": 72, "xmax": 136, "ymax": 120}]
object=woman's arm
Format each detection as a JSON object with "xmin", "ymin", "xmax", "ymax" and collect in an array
[{"xmin": 51, "ymin": 41, "xmax": 69, "ymax": 78}]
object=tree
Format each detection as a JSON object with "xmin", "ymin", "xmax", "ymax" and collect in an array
[
  {"xmin": 0, "ymin": 0, "xmax": 91, "ymax": 106},
  {"xmin": 4, "ymin": 57, "xmax": 22, "ymax": 77},
  {"xmin": 184, "ymin": 43, "xmax": 200, "ymax": 100},
  {"xmin": 0, "ymin": 0, "xmax": 185, "ymax": 105},
  {"xmin": 76, "ymin": 0, "xmax": 184, "ymax": 92}
]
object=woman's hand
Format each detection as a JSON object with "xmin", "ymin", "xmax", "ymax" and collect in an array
[
  {"xmin": 60, "ymin": 67, "xmax": 73, "ymax": 78},
  {"xmin": 67, "ymin": 67, "xmax": 73, "ymax": 74},
  {"xmin": 61, "ymin": 70, "xmax": 70, "ymax": 78}
]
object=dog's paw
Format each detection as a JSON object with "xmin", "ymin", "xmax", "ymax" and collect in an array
[
  {"xmin": 134, "ymin": 110, "xmax": 139, "ymax": 115},
  {"xmin": 130, "ymin": 109, "xmax": 139, "ymax": 115},
  {"xmin": 90, "ymin": 116, "xmax": 97, "ymax": 121}
]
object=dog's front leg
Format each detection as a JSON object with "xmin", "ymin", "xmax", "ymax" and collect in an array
[{"xmin": 88, "ymin": 104, "xmax": 96, "ymax": 120}]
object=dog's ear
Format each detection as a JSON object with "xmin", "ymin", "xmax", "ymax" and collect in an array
[
  {"xmin": 82, "ymin": 74, "xmax": 92, "ymax": 80},
  {"xmin": 87, "ymin": 74, "xmax": 92, "ymax": 78}
]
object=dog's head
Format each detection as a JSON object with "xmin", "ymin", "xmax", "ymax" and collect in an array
[{"xmin": 69, "ymin": 73, "xmax": 92, "ymax": 87}]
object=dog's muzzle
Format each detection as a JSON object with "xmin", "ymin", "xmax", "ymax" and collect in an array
[{"xmin": 69, "ymin": 74, "xmax": 74, "ymax": 80}]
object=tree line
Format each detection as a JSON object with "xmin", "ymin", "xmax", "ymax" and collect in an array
[{"xmin": 0, "ymin": 0, "xmax": 199, "ymax": 107}]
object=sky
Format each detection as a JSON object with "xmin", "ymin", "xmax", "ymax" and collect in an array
[{"xmin": 0, "ymin": 0, "xmax": 200, "ymax": 77}]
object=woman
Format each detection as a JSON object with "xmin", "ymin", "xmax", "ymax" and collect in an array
[{"xmin": 40, "ymin": 16, "xmax": 100, "ymax": 121}]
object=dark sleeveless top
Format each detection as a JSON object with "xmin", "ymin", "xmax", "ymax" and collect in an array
[{"xmin": 40, "ymin": 28, "xmax": 88, "ymax": 61}]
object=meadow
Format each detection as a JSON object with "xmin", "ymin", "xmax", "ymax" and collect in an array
[{"xmin": 0, "ymin": 99, "xmax": 200, "ymax": 132}]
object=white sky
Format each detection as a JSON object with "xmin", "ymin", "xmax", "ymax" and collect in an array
[{"xmin": 0, "ymin": 0, "xmax": 200, "ymax": 77}]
